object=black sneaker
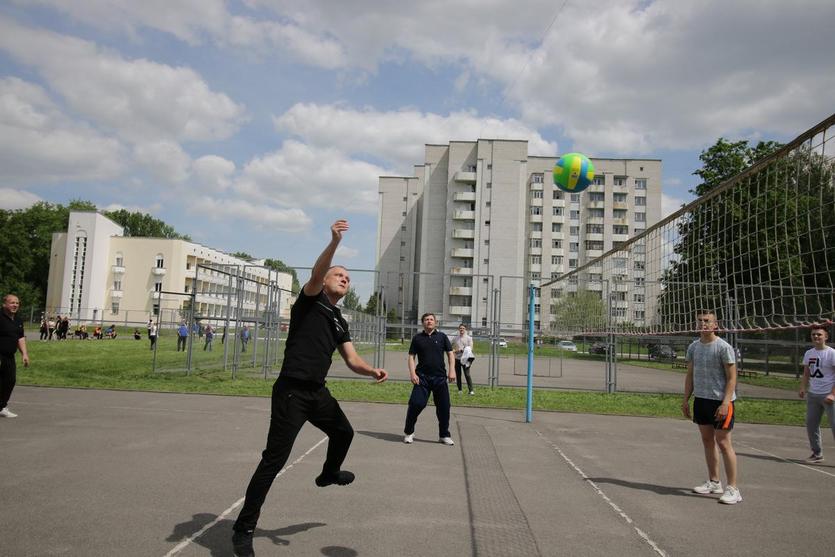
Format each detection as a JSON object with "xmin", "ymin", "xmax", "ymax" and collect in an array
[
  {"xmin": 315, "ymin": 470, "xmax": 355, "ymax": 487},
  {"xmin": 232, "ymin": 530, "xmax": 254, "ymax": 557}
]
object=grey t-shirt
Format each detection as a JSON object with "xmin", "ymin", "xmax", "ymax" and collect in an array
[{"xmin": 686, "ymin": 336, "xmax": 736, "ymax": 401}]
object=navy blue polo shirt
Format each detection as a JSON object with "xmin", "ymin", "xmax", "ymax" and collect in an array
[
  {"xmin": 0, "ymin": 310, "xmax": 24, "ymax": 356},
  {"xmin": 409, "ymin": 329, "xmax": 452, "ymax": 376},
  {"xmin": 279, "ymin": 289, "xmax": 351, "ymax": 385}
]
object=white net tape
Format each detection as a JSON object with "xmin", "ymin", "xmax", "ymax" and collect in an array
[{"xmin": 544, "ymin": 114, "xmax": 835, "ymax": 336}]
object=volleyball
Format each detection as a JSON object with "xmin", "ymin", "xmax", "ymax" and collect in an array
[{"xmin": 553, "ymin": 152, "xmax": 595, "ymax": 193}]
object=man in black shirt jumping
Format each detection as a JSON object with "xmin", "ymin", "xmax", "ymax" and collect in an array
[{"xmin": 232, "ymin": 220, "xmax": 388, "ymax": 557}]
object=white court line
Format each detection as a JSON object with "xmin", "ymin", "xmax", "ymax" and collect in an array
[
  {"xmin": 535, "ymin": 431, "xmax": 668, "ymax": 557},
  {"xmin": 163, "ymin": 437, "xmax": 328, "ymax": 557},
  {"xmin": 739, "ymin": 442, "xmax": 835, "ymax": 478}
]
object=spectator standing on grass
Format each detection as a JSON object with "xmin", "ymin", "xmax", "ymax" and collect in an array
[
  {"xmin": 59, "ymin": 316, "xmax": 69, "ymax": 340},
  {"xmin": 48, "ymin": 316, "xmax": 56, "ymax": 340},
  {"xmin": 149, "ymin": 322, "xmax": 157, "ymax": 350},
  {"xmin": 204, "ymin": 324, "xmax": 214, "ymax": 351},
  {"xmin": 682, "ymin": 310, "xmax": 741, "ymax": 505},
  {"xmin": 231, "ymin": 219, "xmax": 388, "ymax": 557},
  {"xmin": 221, "ymin": 326, "xmax": 227, "ymax": 345},
  {"xmin": 799, "ymin": 325, "xmax": 835, "ymax": 463},
  {"xmin": 403, "ymin": 312, "xmax": 456, "ymax": 446},
  {"xmin": 39, "ymin": 317, "xmax": 48, "ymax": 341},
  {"xmin": 240, "ymin": 325, "xmax": 250, "ymax": 352},
  {"xmin": 147, "ymin": 318, "xmax": 152, "ymax": 339},
  {"xmin": 451, "ymin": 323, "xmax": 475, "ymax": 395},
  {"xmin": 1, "ymin": 294, "xmax": 30, "ymax": 418},
  {"xmin": 177, "ymin": 321, "xmax": 189, "ymax": 352}
]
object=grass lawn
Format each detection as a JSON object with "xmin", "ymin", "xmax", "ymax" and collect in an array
[{"xmin": 17, "ymin": 336, "xmax": 811, "ymax": 427}]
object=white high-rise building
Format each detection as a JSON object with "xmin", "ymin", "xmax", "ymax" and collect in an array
[
  {"xmin": 46, "ymin": 211, "xmax": 293, "ymax": 324},
  {"xmin": 376, "ymin": 139, "xmax": 663, "ymax": 331}
]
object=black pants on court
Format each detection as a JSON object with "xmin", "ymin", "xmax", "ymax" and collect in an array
[
  {"xmin": 0, "ymin": 354, "xmax": 17, "ymax": 411},
  {"xmin": 454, "ymin": 359, "xmax": 473, "ymax": 392},
  {"xmin": 404, "ymin": 374, "xmax": 451, "ymax": 438},
  {"xmin": 234, "ymin": 377, "xmax": 354, "ymax": 532}
]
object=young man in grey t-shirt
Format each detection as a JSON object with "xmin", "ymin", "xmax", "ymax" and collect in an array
[{"xmin": 682, "ymin": 310, "xmax": 741, "ymax": 504}]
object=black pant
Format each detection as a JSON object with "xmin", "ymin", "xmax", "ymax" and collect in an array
[
  {"xmin": 404, "ymin": 374, "xmax": 451, "ymax": 438},
  {"xmin": 455, "ymin": 359, "xmax": 473, "ymax": 392},
  {"xmin": 177, "ymin": 336, "xmax": 187, "ymax": 351},
  {"xmin": 0, "ymin": 354, "xmax": 17, "ymax": 410},
  {"xmin": 234, "ymin": 378, "xmax": 354, "ymax": 532}
]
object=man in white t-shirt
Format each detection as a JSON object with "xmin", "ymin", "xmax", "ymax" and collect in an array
[
  {"xmin": 682, "ymin": 310, "xmax": 741, "ymax": 505},
  {"xmin": 799, "ymin": 325, "xmax": 835, "ymax": 463}
]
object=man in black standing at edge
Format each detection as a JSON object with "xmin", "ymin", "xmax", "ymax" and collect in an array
[
  {"xmin": 232, "ymin": 220, "xmax": 388, "ymax": 557},
  {"xmin": 1, "ymin": 294, "xmax": 30, "ymax": 418},
  {"xmin": 403, "ymin": 312, "xmax": 456, "ymax": 445}
]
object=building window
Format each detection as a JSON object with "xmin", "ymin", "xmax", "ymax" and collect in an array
[
  {"xmin": 635, "ymin": 178, "xmax": 647, "ymax": 189},
  {"xmin": 531, "ymin": 255, "xmax": 541, "ymax": 264},
  {"xmin": 570, "ymin": 193, "xmax": 581, "ymax": 202},
  {"xmin": 634, "ymin": 261, "xmax": 645, "ymax": 271},
  {"xmin": 593, "ymin": 176, "xmax": 605, "ymax": 186},
  {"xmin": 613, "ymin": 225, "xmax": 629, "ymax": 235},
  {"xmin": 569, "ymin": 242, "xmax": 579, "ymax": 252},
  {"xmin": 401, "ymin": 211, "xmax": 407, "ymax": 216},
  {"xmin": 155, "ymin": 254, "xmax": 165, "ymax": 268},
  {"xmin": 486, "ymin": 182, "xmax": 492, "ymax": 188},
  {"xmin": 113, "ymin": 280, "xmax": 121, "ymax": 291},
  {"xmin": 586, "ymin": 224, "xmax": 604, "ymax": 234},
  {"xmin": 553, "ymin": 190, "xmax": 564, "ymax": 200},
  {"xmin": 152, "ymin": 303, "xmax": 160, "ymax": 316},
  {"xmin": 613, "ymin": 209, "xmax": 627, "ymax": 219},
  {"xmin": 568, "ymin": 259, "xmax": 577, "ymax": 268},
  {"xmin": 552, "ymin": 239, "xmax": 562, "ymax": 249},
  {"xmin": 530, "ymin": 206, "xmax": 542, "ymax": 215},
  {"xmin": 530, "ymin": 238, "xmax": 542, "ymax": 248},
  {"xmin": 551, "ymin": 255, "xmax": 563, "ymax": 265},
  {"xmin": 115, "ymin": 254, "xmax": 124, "ymax": 267},
  {"xmin": 532, "ymin": 190, "xmax": 543, "ymax": 199},
  {"xmin": 570, "ymin": 226, "xmax": 580, "ymax": 235},
  {"xmin": 635, "ymin": 277, "xmax": 645, "ymax": 286},
  {"xmin": 532, "ymin": 173, "xmax": 544, "ymax": 184},
  {"xmin": 589, "ymin": 192, "xmax": 605, "ymax": 202},
  {"xmin": 531, "ymin": 222, "xmax": 542, "ymax": 231},
  {"xmin": 589, "ymin": 208, "xmax": 604, "ymax": 218},
  {"xmin": 635, "ymin": 212, "xmax": 646, "ymax": 222},
  {"xmin": 570, "ymin": 210, "xmax": 580, "ymax": 220},
  {"xmin": 553, "ymin": 207, "xmax": 563, "ymax": 216},
  {"xmin": 614, "ymin": 192, "xmax": 628, "ymax": 203},
  {"xmin": 154, "ymin": 281, "xmax": 163, "ymax": 292},
  {"xmin": 634, "ymin": 293, "xmax": 645, "ymax": 303},
  {"xmin": 634, "ymin": 310, "xmax": 645, "ymax": 319},
  {"xmin": 585, "ymin": 240, "xmax": 604, "ymax": 250},
  {"xmin": 551, "ymin": 288, "xmax": 562, "ymax": 299},
  {"xmin": 111, "ymin": 302, "xmax": 120, "ymax": 315},
  {"xmin": 552, "ymin": 223, "xmax": 562, "ymax": 233},
  {"xmin": 485, "ymin": 220, "xmax": 490, "ymax": 225},
  {"xmin": 635, "ymin": 196, "xmax": 646, "ymax": 206},
  {"xmin": 530, "ymin": 272, "xmax": 540, "ymax": 280},
  {"xmin": 614, "ymin": 258, "xmax": 627, "ymax": 268},
  {"xmin": 614, "ymin": 176, "xmax": 626, "ymax": 186}
]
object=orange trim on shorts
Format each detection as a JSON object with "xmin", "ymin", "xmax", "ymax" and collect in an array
[{"xmin": 720, "ymin": 401, "xmax": 734, "ymax": 429}]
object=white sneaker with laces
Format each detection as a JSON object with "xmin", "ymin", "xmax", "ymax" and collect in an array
[
  {"xmin": 692, "ymin": 480, "xmax": 723, "ymax": 494},
  {"xmin": 439, "ymin": 437, "xmax": 455, "ymax": 446},
  {"xmin": 719, "ymin": 486, "xmax": 742, "ymax": 505},
  {"xmin": 468, "ymin": 390, "xmax": 475, "ymax": 395},
  {"xmin": 0, "ymin": 408, "xmax": 18, "ymax": 418},
  {"xmin": 404, "ymin": 433, "xmax": 414, "ymax": 444}
]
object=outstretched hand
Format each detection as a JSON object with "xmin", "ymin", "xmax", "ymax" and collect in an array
[
  {"xmin": 372, "ymin": 368, "xmax": 388, "ymax": 383},
  {"xmin": 331, "ymin": 219, "xmax": 349, "ymax": 242}
]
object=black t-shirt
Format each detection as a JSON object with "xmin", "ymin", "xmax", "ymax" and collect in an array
[
  {"xmin": 279, "ymin": 290, "xmax": 351, "ymax": 384},
  {"xmin": 409, "ymin": 330, "xmax": 452, "ymax": 376},
  {"xmin": 0, "ymin": 311, "xmax": 24, "ymax": 356}
]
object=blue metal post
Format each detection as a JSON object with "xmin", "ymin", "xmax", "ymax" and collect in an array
[{"xmin": 526, "ymin": 283, "xmax": 535, "ymax": 423}]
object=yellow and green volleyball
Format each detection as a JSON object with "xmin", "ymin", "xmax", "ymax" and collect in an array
[{"xmin": 553, "ymin": 152, "xmax": 595, "ymax": 193}]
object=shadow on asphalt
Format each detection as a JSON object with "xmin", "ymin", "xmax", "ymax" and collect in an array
[
  {"xmin": 737, "ymin": 451, "xmax": 835, "ymax": 469},
  {"xmin": 586, "ymin": 477, "xmax": 704, "ymax": 498},
  {"xmin": 166, "ymin": 515, "xmax": 326, "ymax": 556},
  {"xmin": 356, "ymin": 430, "xmax": 446, "ymax": 444}
]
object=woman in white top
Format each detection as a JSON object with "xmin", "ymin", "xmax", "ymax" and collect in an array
[{"xmin": 452, "ymin": 324, "xmax": 475, "ymax": 394}]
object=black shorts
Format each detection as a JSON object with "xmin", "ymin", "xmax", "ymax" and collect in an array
[{"xmin": 693, "ymin": 397, "xmax": 735, "ymax": 430}]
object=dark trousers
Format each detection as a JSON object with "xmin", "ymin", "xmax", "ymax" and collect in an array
[
  {"xmin": 404, "ymin": 374, "xmax": 451, "ymax": 438},
  {"xmin": 177, "ymin": 336, "xmax": 187, "ymax": 351},
  {"xmin": 0, "ymin": 354, "xmax": 17, "ymax": 410},
  {"xmin": 234, "ymin": 378, "xmax": 354, "ymax": 532},
  {"xmin": 455, "ymin": 360, "xmax": 473, "ymax": 392}
]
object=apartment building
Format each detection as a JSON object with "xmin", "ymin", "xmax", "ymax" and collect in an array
[
  {"xmin": 46, "ymin": 211, "xmax": 293, "ymax": 324},
  {"xmin": 376, "ymin": 139, "xmax": 662, "ymax": 331}
]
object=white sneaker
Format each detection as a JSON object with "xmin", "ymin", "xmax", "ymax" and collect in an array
[
  {"xmin": 693, "ymin": 480, "xmax": 723, "ymax": 494},
  {"xmin": 439, "ymin": 437, "xmax": 455, "ymax": 446},
  {"xmin": 0, "ymin": 408, "xmax": 18, "ymax": 418},
  {"xmin": 468, "ymin": 390, "xmax": 475, "ymax": 395},
  {"xmin": 719, "ymin": 486, "xmax": 742, "ymax": 505},
  {"xmin": 404, "ymin": 433, "xmax": 414, "ymax": 444}
]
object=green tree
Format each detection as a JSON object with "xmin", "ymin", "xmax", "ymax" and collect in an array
[
  {"xmin": 231, "ymin": 251, "xmax": 254, "ymax": 261},
  {"xmin": 263, "ymin": 258, "xmax": 301, "ymax": 293},
  {"xmin": 550, "ymin": 290, "xmax": 606, "ymax": 333},
  {"xmin": 364, "ymin": 291, "xmax": 384, "ymax": 316},
  {"xmin": 103, "ymin": 209, "xmax": 191, "ymax": 240},
  {"xmin": 342, "ymin": 287, "xmax": 362, "ymax": 311}
]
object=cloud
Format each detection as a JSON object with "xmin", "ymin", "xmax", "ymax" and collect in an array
[
  {"xmin": 661, "ymin": 193, "xmax": 686, "ymax": 218},
  {"xmin": 274, "ymin": 103, "xmax": 557, "ymax": 172},
  {"xmin": 335, "ymin": 245, "xmax": 359, "ymax": 259},
  {"xmin": 192, "ymin": 156, "xmax": 236, "ymax": 193},
  {"xmin": 189, "ymin": 196, "xmax": 312, "ymax": 232},
  {"xmin": 0, "ymin": 77, "xmax": 125, "ymax": 185},
  {"xmin": 0, "ymin": 188, "xmax": 43, "ymax": 210},
  {"xmin": 234, "ymin": 140, "xmax": 386, "ymax": 213},
  {"xmin": 133, "ymin": 141, "xmax": 192, "ymax": 184},
  {"xmin": 0, "ymin": 17, "xmax": 246, "ymax": 144}
]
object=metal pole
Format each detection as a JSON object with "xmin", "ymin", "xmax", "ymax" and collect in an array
[
  {"xmin": 252, "ymin": 275, "xmax": 261, "ymax": 367},
  {"xmin": 222, "ymin": 270, "xmax": 233, "ymax": 373},
  {"xmin": 525, "ymin": 282, "xmax": 535, "ymax": 423}
]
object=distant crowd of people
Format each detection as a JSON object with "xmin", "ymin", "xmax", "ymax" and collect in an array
[{"xmin": 39, "ymin": 316, "xmax": 118, "ymax": 341}]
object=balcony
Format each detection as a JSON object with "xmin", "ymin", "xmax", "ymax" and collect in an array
[
  {"xmin": 529, "ymin": 213, "xmax": 543, "ymax": 223},
  {"xmin": 449, "ymin": 286, "xmax": 473, "ymax": 296},
  {"xmin": 613, "ymin": 218, "xmax": 629, "ymax": 225},
  {"xmin": 529, "ymin": 247, "xmax": 542, "ymax": 256},
  {"xmin": 452, "ymin": 228, "xmax": 475, "ymax": 239},
  {"xmin": 585, "ymin": 249, "xmax": 603, "ymax": 258},
  {"xmin": 529, "ymin": 264, "xmax": 541, "ymax": 273},
  {"xmin": 613, "ymin": 202, "xmax": 629, "ymax": 210},
  {"xmin": 529, "ymin": 181, "xmax": 544, "ymax": 190},
  {"xmin": 450, "ymin": 267, "xmax": 473, "ymax": 276},
  {"xmin": 586, "ymin": 216, "xmax": 604, "ymax": 224},
  {"xmin": 529, "ymin": 198, "xmax": 543, "ymax": 207},
  {"xmin": 453, "ymin": 191, "xmax": 476, "ymax": 202},
  {"xmin": 149, "ymin": 290, "xmax": 163, "ymax": 299},
  {"xmin": 453, "ymin": 171, "xmax": 476, "ymax": 183},
  {"xmin": 586, "ymin": 200, "xmax": 605, "ymax": 209},
  {"xmin": 453, "ymin": 210, "xmax": 475, "ymax": 220},
  {"xmin": 529, "ymin": 230, "xmax": 542, "ymax": 239},
  {"xmin": 451, "ymin": 248, "xmax": 474, "ymax": 258},
  {"xmin": 448, "ymin": 305, "xmax": 473, "ymax": 315},
  {"xmin": 111, "ymin": 289, "xmax": 123, "ymax": 298},
  {"xmin": 586, "ymin": 232, "xmax": 604, "ymax": 241},
  {"xmin": 111, "ymin": 265, "xmax": 125, "ymax": 274},
  {"xmin": 152, "ymin": 267, "xmax": 167, "ymax": 276}
]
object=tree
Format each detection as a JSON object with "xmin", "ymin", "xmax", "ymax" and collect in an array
[
  {"xmin": 103, "ymin": 209, "xmax": 191, "ymax": 240},
  {"xmin": 231, "ymin": 251, "xmax": 254, "ymax": 261},
  {"xmin": 550, "ymin": 290, "xmax": 606, "ymax": 333},
  {"xmin": 263, "ymin": 258, "xmax": 301, "ymax": 293},
  {"xmin": 364, "ymin": 291, "xmax": 384, "ymax": 316},
  {"xmin": 342, "ymin": 287, "xmax": 362, "ymax": 311}
]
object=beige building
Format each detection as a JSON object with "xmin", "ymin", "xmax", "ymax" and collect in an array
[
  {"xmin": 376, "ymin": 139, "xmax": 663, "ymax": 332},
  {"xmin": 46, "ymin": 211, "xmax": 293, "ymax": 325}
]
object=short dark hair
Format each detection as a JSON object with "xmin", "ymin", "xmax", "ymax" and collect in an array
[
  {"xmin": 421, "ymin": 312, "xmax": 436, "ymax": 323},
  {"xmin": 810, "ymin": 325, "xmax": 829, "ymax": 337}
]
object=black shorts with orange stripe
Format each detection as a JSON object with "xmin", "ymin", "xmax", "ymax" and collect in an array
[{"xmin": 693, "ymin": 397, "xmax": 735, "ymax": 430}]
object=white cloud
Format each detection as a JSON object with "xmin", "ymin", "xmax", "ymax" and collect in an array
[
  {"xmin": 235, "ymin": 140, "xmax": 386, "ymax": 213},
  {"xmin": 189, "ymin": 196, "xmax": 312, "ymax": 232},
  {"xmin": 192, "ymin": 156, "xmax": 236, "ymax": 193},
  {"xmin": 274, "ymin": 103, "xmax": 557, "ymax": 172},
  {"xmin": 661, "ymin": 193, "xmax": 686, "ymax": 218},
  {"xmin": 0, "ymin": 188, "xmax": 43, "ymax": 210},
  {"xmin": 0, "ymin": 17, "xmax": 246, "ymax": 143},
  {"xmin": 335, "ymin": 245, "xmax": 359, "ymax": 259},
  {"xmin": 0, "ymin": 77, "xmax": 124, "ymax": 184},
  {"xmin": 133, "ymin": 141, "xmax": 192, "ymax": 185}
]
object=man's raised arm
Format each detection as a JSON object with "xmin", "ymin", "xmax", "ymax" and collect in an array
[{"xmin": 303, "ymin": 220, "xmax": 349, "ymax": 296}]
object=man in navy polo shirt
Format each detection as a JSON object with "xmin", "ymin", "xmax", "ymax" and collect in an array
[
  {"xmin": 232, "ymin": 220, "xmax": 388, "ymax": 557},
  {"xmin": 1, "ymin": 294, "xmax": 29, "ymax": 418},
  {"xmin": 403, "ymin": 312, "xmax": 456, "ymax": 445}
]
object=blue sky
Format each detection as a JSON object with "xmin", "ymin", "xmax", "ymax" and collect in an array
[{"xmin": 1, "ymin": 1, "xmax": 834, "ymax": 301}]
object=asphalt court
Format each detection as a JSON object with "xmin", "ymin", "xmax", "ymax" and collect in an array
[{"xmin": 2, "ymin": 386, "xmax": 833, "ymax": 556}]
